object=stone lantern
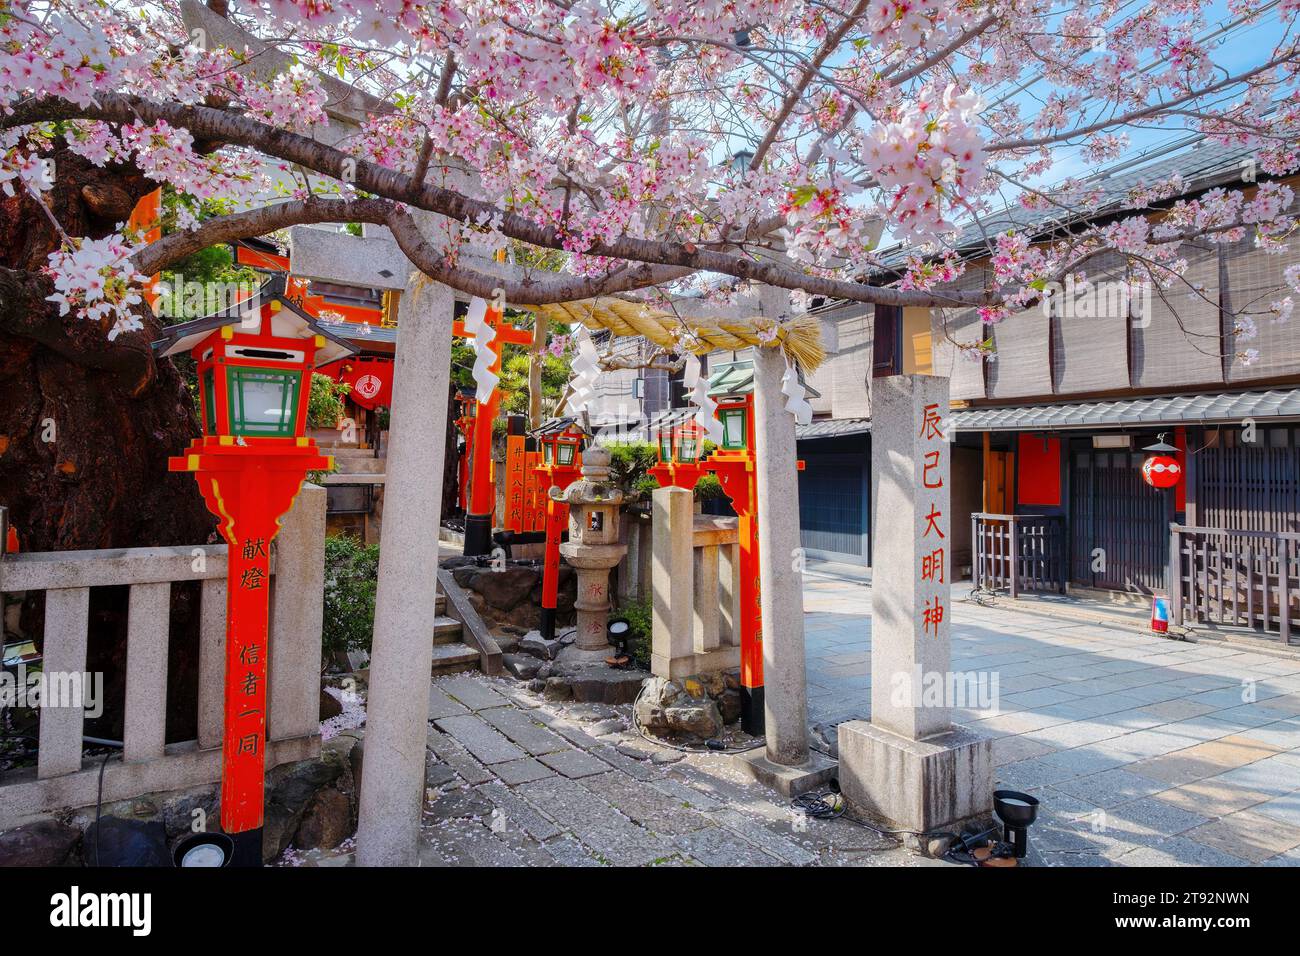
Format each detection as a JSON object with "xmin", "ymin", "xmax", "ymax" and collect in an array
[{"xmin": 553, "ymin": 444, "xmax": 626, "ymax": 660}]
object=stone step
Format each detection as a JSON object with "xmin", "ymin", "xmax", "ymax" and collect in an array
[
  {"xmin": 433, "ymin": 615, "xmax": 463, "ymax": 645},
  {"xmin": 436, "ymin": 593, "xmax": 446, "ymax": 615},
  {"xmin": 430, "ymin": 642, "xmax": 481, "ymax": 677},
  {"xmin": 333, "ymin": 458, "xmax": 386, "ymax": 474}
]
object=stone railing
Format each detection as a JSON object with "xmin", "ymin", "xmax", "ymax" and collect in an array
[
  {"xmin": 650, "ymin": 486, "xmax": 741, "ymax": 678},
  {"xmin": 0, "ymin": 486, "xmax": 326, "ymax": 830}
]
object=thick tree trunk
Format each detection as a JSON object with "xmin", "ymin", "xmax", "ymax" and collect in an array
[{"xmin": 1, "ymin": 147, "xmax": 216, "ymax": 743}]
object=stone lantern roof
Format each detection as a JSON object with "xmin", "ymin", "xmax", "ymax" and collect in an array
[{"xmin": 549, "ymin": 444, "xmax": 624, "ymax": 507}]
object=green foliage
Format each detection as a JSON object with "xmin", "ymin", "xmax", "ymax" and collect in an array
[
  {"xmin": 617, "ymin": 596, "xmax": 653, "ymax": 671},
  {"xmin": 603, "ymin": 440, "xmax": 661, "ymax": 503},
  {"xmin": 307, "ymin": 372, "xmax": 350, "ymax": 429},
  {"xmin": 322, "ymin": 535, "xmax": 380, "ymax": 664},
  {"xmin": 693, "ymin": 473, "xmax": 725, "ymax": 501}
]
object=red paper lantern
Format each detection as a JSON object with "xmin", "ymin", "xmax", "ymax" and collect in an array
[{"xmin": 1141, "ymin": 454, "xmax": 1182, "ymax": 488}]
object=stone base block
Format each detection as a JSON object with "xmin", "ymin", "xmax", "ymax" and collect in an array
[
  {"xmin": 734, "ymin": 747, "xmax": 837, "ymax": 798},
  {"xmin": 650, "ymin": 645, "xmax": 741, "ymax": 679},
  {"xmin": 837, "ymin": 720, "xmax": 992, "ymax": 834}
]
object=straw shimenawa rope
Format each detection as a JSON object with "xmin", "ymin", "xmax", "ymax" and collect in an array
[{"xmin": 528, "ymin": 296, "xmax": 826, "ymax": 373}]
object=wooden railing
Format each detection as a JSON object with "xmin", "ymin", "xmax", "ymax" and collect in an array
[
  {"xmin": 1169, "ymin": 525, "xmax": 1299, "ymax": 644},
  {"xmin": 0, "ymin": 486, "xmax": 326, "ymax": 829},
  {"xmin": 971, "ymin": 513, "xmax": 1067, "ymax": 598}
]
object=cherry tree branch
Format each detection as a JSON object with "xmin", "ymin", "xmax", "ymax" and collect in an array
[{"xmin": 9, "ymin": 93, "xmax": 996, "ymax": 309}]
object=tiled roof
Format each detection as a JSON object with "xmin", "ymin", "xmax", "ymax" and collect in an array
[
  {"xmin": 948, "ymin": 388, "xmax": 1300, "ymax": 432},
  {"xmin": 796, "ymin": 417, "xmax": 871, "ymax": 440}
]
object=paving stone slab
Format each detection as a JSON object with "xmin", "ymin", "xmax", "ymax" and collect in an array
[
  {"xmin": 674, "ymin": 827, "xmax": 782, "ymax": 866},
  {"xmin": 516, "ymin": 776, "xmax": 674, "ymax": 866},
  {"xmin": 1185, "ymin": 809, "xmax": 1300, "ymax": 863},
  {"xmin": 476, "ymin": 781, "xmax": 563, "ymax": 842},
  {"xmin": 429, "ymin": 819, "xmax": 528, "ymax": 867},
  {"xmin": 581, "ymin": 771, "xmax": 714, "ymax": 835},
  {"xmin": 706, "ymin": 808, "xmax": 818, "ymax": 865},
  {"xmin": 538, "ymin": 748, "xmax": 613, "ymax": 779},
  {"xmin": 541, "ymin": 834, "xmax": 606, "ymax": 867},
  {"xmin": 428, "ymin": 684, "xmax": 470, "ymax": 721},
  {"xmin": 437, "ymin": 675, "xmax": 512, "ymax": 711},
  {"xmin": 650, "ymin": 777, "xmax": 723, "ymax": 812},
  {"xmin": 479, "ymin": 705, "xmax": 572, "ymax": 756},
  {"xmin": 492, "ymin": 757, "xmax": 556, "ymax": 786},
  {"xmin": 591, "ymin": 743, "xmax": 658, "ymax": 782},
  {"xmin": 426, "ymin": 729, "xmax": 496, "ymax": 785},
  {"xmin": 435, "ymin": 714, "xmax": 528, "ymax": 765}
]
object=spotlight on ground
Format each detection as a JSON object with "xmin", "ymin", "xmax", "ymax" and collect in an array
[
  {"xmin": 173, "ymin": 832, "xmax": 235, "ymax": 868},
  {"xmin": 993, "ymin": 790, "xmax": 1040, "ymax": 859}
]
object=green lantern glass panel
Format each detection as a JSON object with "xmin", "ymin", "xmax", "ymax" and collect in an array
[
  {"xmin": 202, "ymin": 368, "xmax": 217, "ymax": 433},
  {"xmin": 226, "ymin": 367, "xmax": 301, "ymax": 437},
  {"xmin": 679, "ymin": 437, "xmax": 698, "ymax": 462},
  {"xmin": 543, "ymin": 442, "xmax": 553, "ymax": 463},
  {"xmin": 659, "ymin": 433, "xmax": 672, "ymax": 461},
  {"xmin": 557, "ymin": 442, "xmax": 576, "ymax": 465},
  {"xmin": 721, "ymin": 408, "xmax": 747, "ymax": 449}
]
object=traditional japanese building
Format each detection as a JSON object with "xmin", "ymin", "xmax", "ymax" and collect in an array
[{"xmin": 801, "ymin": 136, "xmax": 1300, "ymax": 643}]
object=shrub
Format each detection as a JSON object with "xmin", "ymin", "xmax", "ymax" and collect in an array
[
  {"xmin": 321, "ymin": 535, "xmax": 380, "ymax": 666},
  {"xmin": 616, "ymin": 595, "xmax": 653, "ymax": 671},
  {"xmin": 693, "ymin": 473, "xmax": 725, "ymax": 501},
  {"xmin": 603, "ymin": 440, "xmax": 661, "ymax": 502},
  {"xmin": 307, "ymin": 373, "xmax": 351, "ymax": 429}
]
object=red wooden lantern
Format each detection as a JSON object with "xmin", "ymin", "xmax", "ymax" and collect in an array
[{"xmin": 156, "ymin": 275, "xmax": 354, "ymax": 866}]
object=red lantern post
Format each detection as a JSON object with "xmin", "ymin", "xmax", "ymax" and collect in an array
[
  {"xmin": 158, "ymin": 277, "xmax": 354, "ymax": 866},
  {"xmin": 533, "ymin": 420, "xmax": 586, "ymax": 639}
]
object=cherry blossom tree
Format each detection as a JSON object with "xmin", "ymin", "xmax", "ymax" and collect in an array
[{"xmin": 2, "ymin": 0, "xmax": 1299, "ymax": 549}]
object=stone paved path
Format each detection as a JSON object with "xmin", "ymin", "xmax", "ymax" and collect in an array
[
  {"xmin": 802, "ymin": 562, "xmax": 1300, "ymax": 867},
  {"xmin": 301, "ymin": 670, "xmax": 931, "ymax": 868}
]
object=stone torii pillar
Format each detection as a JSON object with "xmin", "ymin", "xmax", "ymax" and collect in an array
[
  {"xmin": 734, "ymin": 288, "xmax": 836, "ymax": 796},
  {"xmin": 354, "ymin": 277, "xmax": 455, "ymax": 866},
  {"xmin": 837, "ymin": 374, "xmax": 992, "ymax": 838}
]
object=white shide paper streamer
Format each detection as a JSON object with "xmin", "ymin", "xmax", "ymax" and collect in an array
[
  {"xmin": 781, "ymin": 356, "xmax": 813, "ymax": 425},
  {"xmin": 685, "ymin": 353, "xmax": 724, "ymax": 444},
  {"xmin": 566, "ymin": 324, "xmax": 601, "ymax": 416},
  {"xmin": 462, "ymin": 296, "xmax": 500, "ymax": 398}
]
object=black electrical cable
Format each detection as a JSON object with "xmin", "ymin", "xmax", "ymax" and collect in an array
[{"xmin": 85, "ymin": 737, "xmax": 124, "ymax": 868}]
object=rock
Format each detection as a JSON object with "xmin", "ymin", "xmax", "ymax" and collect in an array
[
  {"xmin": 267, "ymin": 753, "xmax": 345, "ymax": 813},
  {"xmin": 503, "ymin": 653, "xmax": 544, "ymax": 680},
  {"xmin": 723, "ymin": 669, "xmax": 741, "ymax": 690},
  {"xmin": 549, "ymin": 662, "xmax": 649, "ymax": 704},
  {"xmin": 665, "ymin": 702, "xmax": 723, "ymax": 738},
  {"xmin": 349, "ymin": 739, "xmax": 365, "ymax": 802},
  {"xmin": 320, "ymin": 687, "xmax": 343, "ymax": 720},
  {"xmin": 0, "ymin": 819, "xmax": 82, "ymax": 866},
  {"xmin": 926, "ymin": 834, "xmax": 954, "ymax": 859},
  {"xmin": 294, "ymin": 788, "xmax": 353, "ymax": 850},
  {"xmin": 527, "ymin": 678, "xmax": 546, "ymax": 693},
  {"xmin": 466, "ymin": 566, "xmax": 539, "ymax": 611},
  {"xmin": 718, "ymin": 689, "xmax": 743, "ymax": 725},
  {"xmin": 543, "ymin": 677, "xmax": 574, "ymax": 702},
  {"xmin": 519, "ymin": 630, "xmax": 562, "ymax": 660},
  {"xmin": 537, "ymin": 663, "xmax": 553, "ymax": 680},
  {"xmin": 160, "ymin": 787, "xmax": 220, "ymax": 840},
  {"xmin": 590, "ymin": 718, "xmax": 627, "ymax": 736},
  {"xmin": 83, "ymin": 817, "xmax": 170, "ymax": 867},
  {"xmin": 263, "ymin": 803, "xmax": 300, "ymax": 863},
  {"xmin": 651, "ymin": 749, "xmax": 684, "ymax": 765}
]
